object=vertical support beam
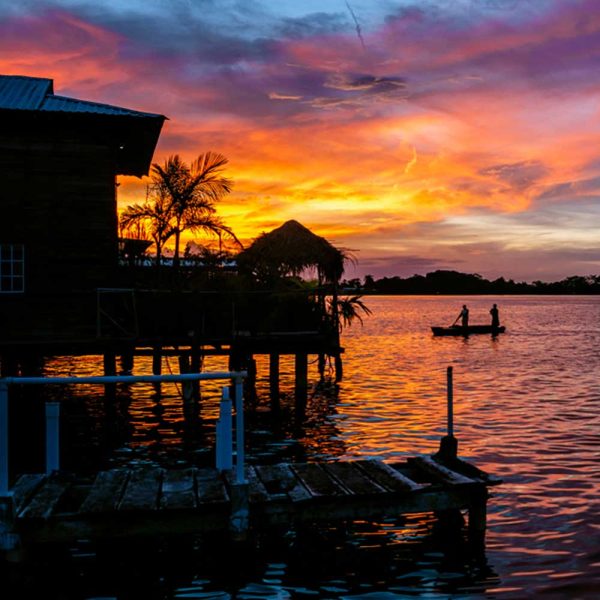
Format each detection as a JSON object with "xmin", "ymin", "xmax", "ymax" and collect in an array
[
  {"xmin": 0, "ymin": 382, "xmax": 9, "ymax": 496},
  {"xmin": 190, "ymin": 347, "xmax": 202, "ymax": 399},
  {"xmin": 152, "ymin": 346, "xmax": 162, "ymax": 375},
  {"xmin": 295, "ymin": 353, "xmax": 308, "ymax": 408},
  {"xmin": 216, "ymin": 386, "xmax": 233, "ymax": 471},
  {"xmin": 45, "ymin": 402, "xmax": 60, "ymax": 474},
  {"xmin": 230, "ymin": 374, "xmax": 249, "ymax": 539},
  {"xmin": 468, "ymin": 489, "xmax": 488, "ymax": 551},
  {"xmin": 334, "ymin": 353, "xmax": 343, "ymax": 382},
  {"xmin": 318, "ymin": 353, "xmax": 326, "ymax": 379},
  {"xmin": 447, "ymin": 365, "xmax": 454, "ymax": 437},
  {"xmin": 269, "ymin": 353, "xmax": 280, "ymax": 410},
  {"xmin": 120, "ymin": 349, "xmax": 134, "ymax": 374},
  {"xmin": 245, "ymin": 356, "xmax": 257, "ymax": 404},
  {"xmin": 103, "ymin": 351, "xmax": 116, "ymax": 401},
  {"xmin": 234, "ymin": 375, "xmax": 245, "ymax": 485},
  {"xmin": 178, "ymin": 354, "xmax": 193, "ymax": 402}
]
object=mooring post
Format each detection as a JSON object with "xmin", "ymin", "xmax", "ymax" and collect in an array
[
  {"xmin": 152, "ymin": 346, "xmax": 162, "ymax": 375},
  {"xmin": 216, "ymin": 386, "xmax": 233, "ymax": 471},
  {"xmin": 45, "ymin": 402, "xmax": 60, "ymax": 474},
  {"xmin": 468, "ymin": 488, "xmax": 488, "ymax": 553},
  {"xmin": 0, "ymin": 381, "xmax": 9, "ymax": 496},
  {"xmin": 269, "ymin": 352, "xmax": 280, "ymax": 410},
  {"xmin": 435, "ymin": 366, "xmax": 458, "ymax": 460},
  {"xmin": 230, "ymin": 374, "xmax": 249, "ymax": 539},
  {"xmin": 234, "ymin": 375, "xmax": 246, "ymax": 485},
  {"xmin": 447, "ymin": 365, "xmax": 454, "ymax": 437}
]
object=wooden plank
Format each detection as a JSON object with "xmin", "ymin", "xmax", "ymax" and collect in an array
[
  {"xmin": 118, "ymin": 467, "xmax": 163, "ymax": 511},
  {"xmin": 196, "ymin": 468, "xmax": 229, "ymax": 505},
  {"xmin": 354, "ymin": 459, "xmax": 422, "ymax": 492},
  {"xmin": 322, "ymin": 461, "xmax": 387, "ymax": 495},
  {"xmin": 445, "ymin": 457, "xmax": 503, "ymax": 486},
  {"xmin": 18, "ymin": 477, "xmax": 70, "ymax": 520},
  {"xmin": 11, "ymin": 474, "xmax": 46, "ymax": 514},
  {"xmin": 290, "ymin": 463, "xmax": 350, "ymax": 498},
  {"xmin": 159, "ymin": 468, "xmax": 196, "ymax": 510},
  {"xmin": 246, "ymin": 467, "xmax": 271, "ymax": 503},
  {"xmin": 79, "ymin": 469, "xmax": 129, "ymax": 514},
  {"xmin": 409, "ymin": 456, "xmax": 477, "ymax": 486},
  {"xmin": 254, "ymin": 464, "xmax": 312, "ymax": 502},
  {"xmin": 223, "ymin": 468, "xmax": 271, "ymax": 504}
]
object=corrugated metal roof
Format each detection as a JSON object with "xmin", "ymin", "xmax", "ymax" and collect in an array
[
  {"xmin": 42, "ymin": 95, "xmax": 164, "ymax": 118},
  {"xmin": 0, "ymin": 75, "xmax": 53, "ymax": 110},
  {"xmin": 0, "ymin": 74, "xmax": 164, "ymax": 119}
]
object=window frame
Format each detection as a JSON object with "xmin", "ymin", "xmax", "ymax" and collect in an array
[{"xmin": 0, "ymin": 244, "xmax": 25, "ymax": 294}]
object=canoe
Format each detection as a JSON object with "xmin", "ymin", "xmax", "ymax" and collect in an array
[{"xmin": 431, "ymin": 325, "xmax": 506, "ymax": 336}]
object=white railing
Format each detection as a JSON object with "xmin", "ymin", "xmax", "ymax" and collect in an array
[{"xmin": 0, "ymin": 370, "xmax": 247, "ymax": 497}]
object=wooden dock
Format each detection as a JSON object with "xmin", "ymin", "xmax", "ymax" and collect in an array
[{"xmin": 7, "ymin": 455, "xmax": 501, "ymax": 549}]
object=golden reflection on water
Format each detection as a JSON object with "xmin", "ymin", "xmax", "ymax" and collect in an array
[{"xmin": 26, "ymin": 295, "xmax": 600, "ymax": 598}]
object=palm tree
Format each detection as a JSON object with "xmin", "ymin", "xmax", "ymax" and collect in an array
[
  {"xmin": 149, "ymin": 152, "xmax": 239, "ymax": 267},
  {"xmin": 120, "ymin": 187, "xmax": 174, "ymax": 267}
]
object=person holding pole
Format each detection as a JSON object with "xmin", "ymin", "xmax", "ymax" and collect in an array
[{"xmin": 453, "ymin": 305, "xmax": 469, "ymax": 328}]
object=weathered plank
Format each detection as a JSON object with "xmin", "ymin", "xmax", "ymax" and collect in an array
[
  {"xmin": 246, "ymin": 467, "xmax": 272, "ymax": 503},
  {"xmin": 79, "ymin": 469, "xmax": 129, "ymax": 514},
  {"xmin": 118, "ymin": 467, "xmax": 163, "ymax": 511},
  {"xmin": 254, "ymin": 464, "xmax": 312, "ymax": 502},
  {"xmin": 291, "ymin": 463, "xmax": 350, "ymax": 497},
  {"xmin": 11, "ymin": 474, "xmax": 46, "ymax": 514},
  {"xmin": 196, "ymin": 468, "xmax": 229, "ymax": 505},
  {"xmin": 223, "ymin": 468, "xmax": 271, "ymax": 504},
  {"xmin": 18, "ymin": 476, "xmax": 70, "ymax": 520},
  {"xmin": 409, "ymin": 456, "xmax": 476, "ymax": 486},
  {"xmin": 160, "ymin": 468, "xmax": 196, "ymax": 510},
  {"xmin": 354, "ymin": 459, "xmax": 422, "ymax": 492},
  {"xmin": 322, "ymin": 461, "xmax": 388, "ymax": 495}
]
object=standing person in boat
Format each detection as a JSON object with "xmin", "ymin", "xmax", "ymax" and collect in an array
[
  {"xmin": 453, "ymin": 304, "xmax": 469, "ymax": 328},
  {"xmin": 490, "ymin": 303, "xmax": 500, "ymax": 329}
]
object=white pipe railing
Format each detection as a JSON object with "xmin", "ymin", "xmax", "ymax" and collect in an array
[{"xmin": 0, "ymin": 370, "xmax": 247, "ymax": 497}]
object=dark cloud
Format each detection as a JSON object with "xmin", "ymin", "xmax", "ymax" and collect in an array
[
  {"xmin": 278, "ymin": 12, "xmax": 348, "ymax": 39},
  {"xmin": 479, "ymin": 160, "xmax": 548, "ymax": 190}
]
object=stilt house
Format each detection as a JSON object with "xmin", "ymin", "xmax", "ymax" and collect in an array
[{"xmin": 0, "ymin": 75, "xmax": 165, "ymax": 349}]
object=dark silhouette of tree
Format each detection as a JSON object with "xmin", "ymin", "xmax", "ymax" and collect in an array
[{"xmin": 120, "ymin": 152, "xmax": 241, "ymax": 267}]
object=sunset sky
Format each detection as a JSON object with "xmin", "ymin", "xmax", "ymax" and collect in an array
[{"xmin": 2, "ymin": 0, "xmax": 600, "ymax": 281}]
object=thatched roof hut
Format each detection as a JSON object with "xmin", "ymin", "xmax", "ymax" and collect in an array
[{"xmin": 237, "ymin": 220, "xmax": 347, "ymax": 283}]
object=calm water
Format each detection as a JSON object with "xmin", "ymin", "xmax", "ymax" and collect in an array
[{"xmin": 5, "ymin": 295, "xmax": 600, "ymax": 599}]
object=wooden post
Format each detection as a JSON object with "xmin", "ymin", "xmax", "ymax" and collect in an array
[
  {"xmin": 436, "ymin": 366, "xmax": 458, "ymax": 460},
  {"xmin": 334, "ymin": 353, "xmax": 343, "ymax": 382},
  {"xmin": 318, "ymin": 353, "xmax": 326, "ymax": 379},
  {"xmin": 245, "ymin": 356, "xmax": 257, "ymax": 404},
  {"xmin": 269, "ymin": 353, "xmax": 280, "ymax": 411},
  {"xmin": 45, "ymin": 402, "xmax": 60, "ymax": 474},
  {"xmin": 468, "ymin": 489, "xmax": 488, "ymax": 552},
  {"xmin": 178, "ymin": 354, "xmax": 194, "ymax": 403},
  {"xmin": 152, "ymin": 346, "xmax": 162, "ymax": 375},
  {"xmin": 0, "ymin": 382, "xmax": 8, "ymax": 496},
  {"xmin": 190, "ymin": 347, "xmax": 202, "ymax": 400},
  {"xmin": 216, "ymin": 386, "xmax": 233, "ymax": 471},
  {"xmin": 103, "ymin": 351, "xmax": 117, "ymax": 401},
  {"xmin": 295, "ymin": 353, "xmax": 308, "ymax": 415},
  {"xmin": 120, "ymin": 349, "xmax": 134, "ymax": 374}
]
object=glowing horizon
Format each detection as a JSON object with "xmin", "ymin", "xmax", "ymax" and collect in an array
[{"xmin": 2, "ymin": 0, "xmax": 600, "ymax": 282}]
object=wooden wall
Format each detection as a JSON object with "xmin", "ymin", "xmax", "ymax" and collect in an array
[{"xmin": 0, "ymin": 112, "xmax": 121, "ymax": 342}]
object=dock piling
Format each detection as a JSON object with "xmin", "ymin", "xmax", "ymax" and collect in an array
[
  {"xmin": 45, "ymin": 402, "xmax": 60, "ymax": 474},
  {"xmin": 436, "ymin": 366, "xmax": 458, "ymax": 460},
  {"xmin": 0, "ymin": 382, "xmax": 8, "ymax": 496}
]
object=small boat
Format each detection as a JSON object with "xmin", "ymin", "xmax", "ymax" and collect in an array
[{"xmin": 431, "ymin": 325, "xmax": 506, "ymax": 336}]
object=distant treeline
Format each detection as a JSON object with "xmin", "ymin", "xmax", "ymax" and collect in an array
[{"xmin": 341, "ymin": 270, "xmax": 600, "ymax": 295}]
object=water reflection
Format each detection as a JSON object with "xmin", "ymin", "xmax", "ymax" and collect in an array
[{"xmin": 4, "ymin": 295, "xmax": 600, "ymax": 598}]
